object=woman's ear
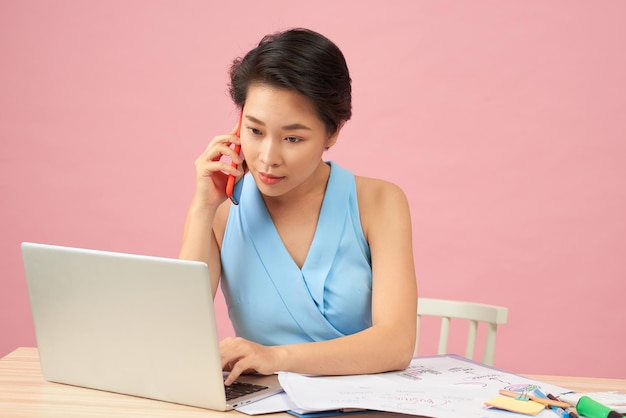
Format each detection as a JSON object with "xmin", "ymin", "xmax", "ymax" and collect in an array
[{"xmin": 326, "ymin": 120, "xmax": 346, "ymax": 150}]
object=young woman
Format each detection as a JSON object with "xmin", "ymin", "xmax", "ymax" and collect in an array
[{"xmin": 179, "ymin": 28, "xmax": 417, "ymax": 385}]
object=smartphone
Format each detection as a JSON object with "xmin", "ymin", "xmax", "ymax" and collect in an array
[{"xmin": 226, "ymin": 111, "xmax": 243, "ymax": 205}]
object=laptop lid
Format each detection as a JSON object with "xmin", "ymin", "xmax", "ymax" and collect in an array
[{"xmin": 21, "ymin": 242, "xmax": 281, "ymax": 410}]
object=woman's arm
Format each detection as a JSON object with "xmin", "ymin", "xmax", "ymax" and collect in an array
[
  {"xmin": 221, "ymin": 177, "xmax": 417, "ymax": 384},
  {"xmin": 179, "ymin": 127, "xmax": 243, "ymax": 297},
  {"xmin": 179, "ymin": 201, "xmax": 224, "ymax": 296}
]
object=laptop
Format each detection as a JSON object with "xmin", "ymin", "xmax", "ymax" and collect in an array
[{"xmin": 21, "ymin": 242, "xmax": 283, "ymax": 410}]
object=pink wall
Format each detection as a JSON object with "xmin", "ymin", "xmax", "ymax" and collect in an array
[{"xmin": 1, "ymin": 1, "xmax": 624, "ymax": 378}]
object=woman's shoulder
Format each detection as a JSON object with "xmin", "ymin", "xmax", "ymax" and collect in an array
[
  {"xmin": 354, "ymin": 175, "xmax": 410, "ymax": 239},
  {"xmin": 354, "ymin": 175, "xmax": 408, "ymax": 205}
]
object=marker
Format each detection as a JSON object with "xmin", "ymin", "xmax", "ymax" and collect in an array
[{"xmin": 576, "ymin": 395, "xmax": 622, "ymax": 418}]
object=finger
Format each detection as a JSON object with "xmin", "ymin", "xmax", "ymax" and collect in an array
[
  {"xmin": 224, "ymin": 368, "xmax": 240, "ymax": 386},
  {"xmin": 201, "ymin": 141, "xmax": 243, "ymax": 165},
  {"xmin": 221, "ymin": 353, "xmax": 244, "ymax": 385},
  {"xmin": 197, "ymin": 149, "xmax": 244, "ymax": 174},
  {"xmin": 230, "ymin": 123, "xmax": 239, "ymax": 135},
  {"xmin": 220, "ymin": 338, "xmax": 240, "ymax": 370},
  {"xmin": 224, "ymin": 359, "xmax": 254, "ymax": 385},
  {"xmin": 196, "ymin": 162, "xmax": 242, "ymax": 183},
  {"xmin": 204, "ymin": 133, "xmax": 241, "ymax": 154},
  {"xmin": 220, "ymin": 338, "xmax": 248, "ymax": 385}
]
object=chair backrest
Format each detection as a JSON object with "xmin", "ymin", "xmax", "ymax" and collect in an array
[{"xmin": 415, "ymin": 298, "xmax": 508, "ymax": 366}]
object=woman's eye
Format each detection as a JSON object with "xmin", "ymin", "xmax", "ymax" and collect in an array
[
  {"xmin": 285, "ymin": 136, "xmax": 302, "ymax": 143},
  {"xmin": 248, "ymin": 127, "xmax": 263, "ymax": 135}
]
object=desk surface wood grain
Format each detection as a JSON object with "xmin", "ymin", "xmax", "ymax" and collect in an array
[
  {"xmin": 2, "ymin": 347, "xmax": 625, "ymax": 418},
  {"xmin": 0, "ymin": 347, "xmax": 239, "ymax": 418}
]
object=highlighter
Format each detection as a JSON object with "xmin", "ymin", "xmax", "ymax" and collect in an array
[
  {"xmin": 576, "ymin": 395, "xmax": 622, "ymax": 418},
  {"xmin": 226, "ymin": 111, "xmax": 243, "ymax": 205}
]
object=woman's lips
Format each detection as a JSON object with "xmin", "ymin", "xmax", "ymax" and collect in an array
[{"xmin": 258, "ymin": 171, "xmax": 284, "ymax": 185}]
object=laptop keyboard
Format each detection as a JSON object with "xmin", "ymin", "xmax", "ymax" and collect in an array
[{"xmin": 224, "ymin": 381, "xmax": 269, "ymax": 401}]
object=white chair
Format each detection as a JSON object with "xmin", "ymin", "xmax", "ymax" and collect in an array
[{"xmin": 415, "ymin": 298, "xmax": 508, "ymax": 366}]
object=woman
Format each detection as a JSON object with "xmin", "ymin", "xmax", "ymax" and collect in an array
[{"xmin": 179, "ymin": 28, "xmax": 417, "ymax": 385}]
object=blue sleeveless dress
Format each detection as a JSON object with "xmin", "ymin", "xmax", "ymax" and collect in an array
[{"xmin": 220, "ymin": 162, "xmax": 372, "ymax": 345}]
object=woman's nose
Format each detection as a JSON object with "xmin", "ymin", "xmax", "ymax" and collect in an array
[{"xmin": 259, "ymin": 138, "xmax": 281, "ymax": 167}]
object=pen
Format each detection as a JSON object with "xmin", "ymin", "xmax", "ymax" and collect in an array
[
  {"xmin": 546, "ymin": 393, "xmax": 577, "ymax": 418},
  {"xmin": 532, "ymin": 390, "xmax": 569, "ymax": 418}
]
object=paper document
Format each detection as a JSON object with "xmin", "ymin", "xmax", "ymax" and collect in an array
[
  {"xmin": 235, "ymin": 392, "xmax": 300, "ymax": 415},
  {"xmin": 278, "ymin": 355, "xmax": 571, "ymax": 418}
]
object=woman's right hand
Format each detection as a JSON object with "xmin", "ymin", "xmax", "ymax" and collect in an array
[{"xmin": 192, "ymin": 125, "xmax": 244, "ymax": 209}]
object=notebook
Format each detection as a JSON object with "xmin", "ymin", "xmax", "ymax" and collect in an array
[{"xmin": 21, "ymin": 242, "xmax": 283, "ymax": 410}]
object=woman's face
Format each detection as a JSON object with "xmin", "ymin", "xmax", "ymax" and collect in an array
[{"xmin": 240, "ymin": 82, "xmax": 339, "ymax": 200}]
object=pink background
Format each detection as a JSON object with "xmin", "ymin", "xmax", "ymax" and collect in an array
[{"xmin": 1, "ymin": 1, "xmax": 625, "ymax": 378}]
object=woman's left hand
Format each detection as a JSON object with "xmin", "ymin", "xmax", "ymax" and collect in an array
[{"xmin": 220, "ymin": 337, "xmax": 287, "ymax": 385}]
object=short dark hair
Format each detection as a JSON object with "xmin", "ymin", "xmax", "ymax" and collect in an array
[{"xmin": 228, "ymin": 28, "xmax": 352, "ymax": 136}]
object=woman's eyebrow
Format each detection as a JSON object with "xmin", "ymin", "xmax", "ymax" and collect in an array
[
  {"xmin": 283, "ymin": 123, "xmax": 311, "ymax": 131},
  {"xmin": 245, "ymin": 115, "xmax": 311, "ymax": 131}
]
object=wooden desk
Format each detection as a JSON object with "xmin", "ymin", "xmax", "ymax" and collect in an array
[
  {"xmin": 0, "ymin": 347, "xmax": 247, "ymax": 418},
  {"xmin": 2, "ymin": 347, "xmax": 625, "ymax": 418}
]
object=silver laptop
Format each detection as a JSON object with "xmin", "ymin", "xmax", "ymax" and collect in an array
[{"xmin": 21, "ymin": 242, "xmax": 282, "ymax": 410}]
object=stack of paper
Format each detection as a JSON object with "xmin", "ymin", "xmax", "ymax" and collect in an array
[{"xmin": 236, "ymin": 355, "xmax": 570, "ymax": 418}]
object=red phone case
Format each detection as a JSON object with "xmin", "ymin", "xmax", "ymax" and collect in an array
[{"xmin": 226, "ymin": 112, "xmax": 243, "ymax": 204}]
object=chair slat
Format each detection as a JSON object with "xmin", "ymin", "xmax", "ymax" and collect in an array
[{"xmin": 415, "ymin": 298, "xmax": 508, "ymax": 366}]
